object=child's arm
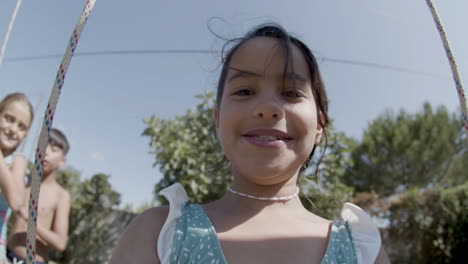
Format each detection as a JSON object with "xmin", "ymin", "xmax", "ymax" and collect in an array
[
  {"xmin": 109, "ymin": 207, "xmax": 169, "ymax": 264},
  {"xmin": 33, "ymin": 190, "xmax": 71, "ymax": 252},
  {"xmin": 0, "ymin": 151, "xmax": 26, "ymax": 210}
]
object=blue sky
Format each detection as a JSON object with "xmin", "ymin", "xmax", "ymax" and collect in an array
[{"xmin": 1, "ymin": 0, "xmax": 466, "ymax": 208}]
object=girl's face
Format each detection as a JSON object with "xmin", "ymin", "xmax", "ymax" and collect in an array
[
  {"xmin": 215, "ymin": 37, "xmax": 322, "ymax": 185},
  {"xmin": 0, "ymin": 101, "xmax": 32, "ymax": 154}
]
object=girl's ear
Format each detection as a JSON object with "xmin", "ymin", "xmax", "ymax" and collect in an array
[
  {"xmin": 315, "ymin": 112, "xmax": 326, "ymax": 144},
  {"xmin": 315, "ymin": 127, "xmax": 323, "ymax": 145}
]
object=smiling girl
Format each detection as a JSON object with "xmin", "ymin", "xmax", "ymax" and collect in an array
[
  {"xmin": 111, "ymin": 24, "xmax": 390, "ymax": 264},
  {"xmin": 0, "ymin": 92, "xmax": 34, "ymax": 263}
]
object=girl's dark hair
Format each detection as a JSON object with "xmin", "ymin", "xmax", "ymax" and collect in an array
[{"xmin": 212, "ymin": 23, "xmax": 329, "ymax": 175}]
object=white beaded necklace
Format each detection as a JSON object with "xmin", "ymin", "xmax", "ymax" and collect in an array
[{"xmin": 227, "ymin": 187, "xmax": 300, "ymax": 201}]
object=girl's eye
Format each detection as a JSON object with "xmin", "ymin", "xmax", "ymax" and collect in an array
[
  {"xmin": 5, "ymin": 114, "xmax": 14, "ymax": 122},
  {"xmin": 233, "ymin": 89, "xmax": 254, "ymax": 96},
  {"xmin": 283, "ymin": 90, "xmax": 303, "ymax": 98}
]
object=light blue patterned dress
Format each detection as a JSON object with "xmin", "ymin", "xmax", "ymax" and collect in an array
[
  {"xmin": 169, "ymin": 203, "xmax": 357, "ymax": 264},
  {"xmin": 157, "ymin": 183, "xmax": 381, "ymax": 264}
]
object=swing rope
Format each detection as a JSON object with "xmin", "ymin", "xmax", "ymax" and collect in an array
[
  {"xmin": 0, "ymin": 0, "xmax": 23, "ymax": 66},
  {"xmin": 25, "ymin": 1, "xmax": 97, "ymax": 263},
  {"xmin": 425, "ymin": 0, "xmax": 468, "ymax": 144}
]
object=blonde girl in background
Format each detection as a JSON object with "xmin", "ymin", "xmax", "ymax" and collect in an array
[{"xmin": 0, "ymin": 93, "xmax": 33, "ymax": 263}]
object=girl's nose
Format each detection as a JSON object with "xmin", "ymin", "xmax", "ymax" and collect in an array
[
  {"xmin": 254, "ymin": 95, "xmax": 284, "ymax": 121},
  {"xmin": 256, "ymin": 111, "xmax": 280, "ymax": 119},
  {"xmin": 9, "ymin": 123, "xmax": 19, "ymax": 136}
]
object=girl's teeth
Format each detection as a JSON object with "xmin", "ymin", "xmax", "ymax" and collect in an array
[{"xmin": 252, "ymin": 135, "xmax": 279, "ymax": 141}]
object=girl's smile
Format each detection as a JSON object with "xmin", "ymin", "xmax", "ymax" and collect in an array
[{"xmin": 242, "ymin": 128, "xmax": 292, "ymax": 148}]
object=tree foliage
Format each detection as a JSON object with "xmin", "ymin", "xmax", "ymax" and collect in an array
[
  {"xmin": 50, "ymin": 167, "xmax": 121, "ymax": 264},
  {"xmin": 343, "ymin": 103, "xmax": 466, "ymax": 196},
  {"xmin": 387, "ymin": 183, "xmax": 467, "ymax": 263},
  {"xmin": 143, "ymin": 92, "xmax": 230, "ymax": 204},
  {"xmin": 300, "ymin": 129, "xmax": 356, "ymax": 219}
]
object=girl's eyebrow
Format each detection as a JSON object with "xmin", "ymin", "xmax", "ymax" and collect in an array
[
  {"xmin": 227, "ymin": 69, "xmax": 263, "ymax": 83},
  {"xmin": 227, "ymin": 68, "xmax": 308, "ymax": 83},
  {"xmin": 286, "ymin": 72, "xmax": 308, "ymax": 82}
]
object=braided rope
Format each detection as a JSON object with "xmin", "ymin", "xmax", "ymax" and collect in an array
[
  {"xmin": 425, "ymin": 0, "xmax": 468, "ymax": 143},
  {"xmin": 0, "ymin": 0, "xmax": 23, "ymax": 66},
  {"xmin": 25, "ymin": 1, "xmax": 96, "ymax": 263}
]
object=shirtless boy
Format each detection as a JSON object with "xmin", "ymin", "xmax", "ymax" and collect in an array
[{"xmin": 7, "ymin": 128, "xmax": 71, "ymax": 264}]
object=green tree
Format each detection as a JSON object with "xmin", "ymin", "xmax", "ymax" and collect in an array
[
  {"xmin": 50, "ymin": 167, "xmax": 121, "ymax": 264},
  {"xmin": 343, "ymin": 103, "xmax": 466, "ymax": 196},
  {"xmin": 143, "ymin": 93, "xmax": 356, "ymax": 219},
  {"xmin": 143, "ymin": 92, "xmax": 230, "ymax": 204},
  {"xmin": 385, "ymin": 183, "xmax": 468, "ymax": 263}
]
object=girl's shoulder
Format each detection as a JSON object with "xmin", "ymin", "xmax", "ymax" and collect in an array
[
  {"xmin": 110, "ymin": 205, "xmax": 169, "ymax": 264},
  {"xmin": 110, "ymin": 183, "xmax": 189, "ymax": 264}
]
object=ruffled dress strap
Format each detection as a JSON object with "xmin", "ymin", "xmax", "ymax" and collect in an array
[
  {"xmin": 321, "ymin": 219, "xmax": 357, "ymax": 264},
  {"xmin": 170, "ymin": 204, "xmax": 227, "ymax": 264},
  {"xmin": 157, "ymin": 183, "xmax": 189, "ymax": 264},
  {"xmin": 341, "ymin": 202, "xmax": 381, "ymax": 264}
]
